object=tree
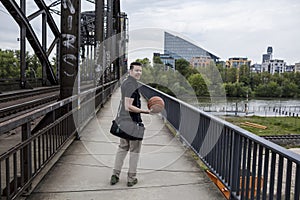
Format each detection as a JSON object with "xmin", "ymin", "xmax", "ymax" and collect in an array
[
  {"xmin": 188, "ymin": 73, "xmax": 209, "ymax": 96},
  {"xmin": 239, "ymin": 65, "xmax": 250, "ymax": 86},
  {"xmin": 26, "ymin": 54, "xmax": 41, "ymax": 78},
  {"xmin": 270, "ymin": 73, "xmax": 284, "ymax": 86},
  {"xmin": 224, "ymin": 82, "xmax": 248, "ymax": 97},
  {"xmin": 136, "ymin": 58, "xmax": 151, "ymax": 68},
  {"xmin": 175, "ymin": 58, "xmax": 190, "ymax": 77},
  {"xmin": 226, "ymin": 67, "xmax": 238, "ymax": 83},
  {"xmin": 153, "ymin": 56, "xmax": 163, "ymax": 65},
  {"xmin": 0, "ymin": 49, "xmax": 19, "ymax": 79},
  {"xmin": 254, "ymin": 81, "xmax": 281, "ymax": 97},
  {"xmin": 251, "ymin": 73, "xmax": 263, "ymax": 89},
  {"xmin": 281, "ymin": 80, "xmax": 298, "ymax": 98}
]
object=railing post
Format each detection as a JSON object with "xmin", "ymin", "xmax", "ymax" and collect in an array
[
  {"xmin": 0, "ymin": 162, "xmax": 2, "ymax": 200},
  {"xmin": 295, "ymin": 165, "xmax": 300, "ymax": 200},
  {"xmin": 230, "ymin": 132, "xmax": 241, "ymax": 199},
  {"xmin": 22, "ymin": 122, "xmax": 32, "ymax": 191}
]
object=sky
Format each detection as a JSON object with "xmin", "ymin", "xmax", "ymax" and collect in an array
[{"xmin": 0, "ymin": 0, "xmax": 300, "ymax": 65}]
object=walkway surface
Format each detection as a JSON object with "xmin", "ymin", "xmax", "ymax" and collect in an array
[{"xmin": 27, "ymin": 88, "xmax": 224, "ymax": 200}]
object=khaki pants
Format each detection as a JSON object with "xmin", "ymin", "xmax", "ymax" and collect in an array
[{"xmin": 112, "ymin": 138, "xmax": 142, "ymax": 182}]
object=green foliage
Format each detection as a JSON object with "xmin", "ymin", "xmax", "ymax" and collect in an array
[
  {"xmin": 225, "ymin": 67, "xmax": 238, "ymax": 83},
  {"xmin": 254, "ymin": 81, "xmax": 282, "ymax": 97},
  {"xmin": 0, "ymin": 49, "xmax": 19, "ymax": 78},
  {"xmin": 26, "ymin": 54, "xmax": 42, "ymax": 78},
  {"xmin": 138, "ymin": 57, "xmax": 300, "ymax": 99},
  {"xmin": 153, "ymin": 56, "xmax": 163, "ymax": 65},
  {"xmin": 0, "ymin": 49, "xmax": 45, "ymax": 79},
  {"xmin": 175, "ymin": 58, "xmax": 191, "ymax": 77},
  {"xmin": 224, "ymin": 82, "xmax": 249, "ymax": 97},
  {"xmin": 139, "ymin": 58, "xmax": 196, "ymax": 98},
  {"xmin": 270, "ymin": 73, "xmax": 284, "ymax": 86},
  {"xmin": 136, "ymin": 58, "xmax": 151, "ymax": 67},
  {"xmin": 238, "ymin": 65, "xmax": 250, "ymax": 85},
  {"xmin": 281, "ymin": 80, "xmax": 299, "ymax": 98},
  {"xmin": 225, "ymin": 116, "xmax": 300, "ymax": 137},
  {"xmin": 188, "ymin": 73, "xmax": 209, "ymax": 96}
]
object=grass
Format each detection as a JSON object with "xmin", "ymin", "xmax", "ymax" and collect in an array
[{"xmin": 224, "ymin": 116, "xmax": 300, "ymax": 136}]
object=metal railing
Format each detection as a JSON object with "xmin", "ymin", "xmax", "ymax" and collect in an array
[
  {"xmin": 140, "ymin": 84, "xmax": 300, "ymax": 200},
  {"xmin": 0, "ymin": 81, "xmax": 117, "ymax": 200}
]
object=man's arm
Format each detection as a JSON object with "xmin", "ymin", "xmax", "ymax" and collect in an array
[{"xmin": 124, "ymin": 97, "xmax": 150, "ymax": 114}]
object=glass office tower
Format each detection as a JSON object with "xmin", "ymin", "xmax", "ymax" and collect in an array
[{"xmin": 164, "ymin": 32, "xmax": 219, "ymax": 62}]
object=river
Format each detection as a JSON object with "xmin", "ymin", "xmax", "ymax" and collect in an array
[{"xmin": 194, "ymin": 98, "xmax": 300, "ymax": 117}]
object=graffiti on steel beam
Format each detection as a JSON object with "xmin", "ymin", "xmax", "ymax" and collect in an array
[
  {"xmin": 60, "ymin": 0, "xmax": 79, "ymax": 81},
  {"xmin": 67, "ymin": 16, "xmax": 73, "ymax": 30},
  {"xmin": 63, "ymin": 54, "xmax": 77, "ymax": 67},
  {"xmin": 62, "ymin": 0, "xmax": 75, "ymax": 14},
  {"xmin": 62, "ymin": 34, "xmax": 76, "ymax": 49}
]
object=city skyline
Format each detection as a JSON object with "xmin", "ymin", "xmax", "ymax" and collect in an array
[
  {"xmin": 0, "ymin": 0, "xmax": 299, "ymax": 65},
  {"xmin": 122, "ymin": 0, "xmax": 300, "ymax": 65}
]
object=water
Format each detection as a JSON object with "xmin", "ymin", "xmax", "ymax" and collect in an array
[{"xmin": 194, "ymin": 98, "xmax": 300, "ymax": 117}]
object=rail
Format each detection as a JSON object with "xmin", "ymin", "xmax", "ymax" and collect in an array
[
  {"xmin": 140, "ymin": 84, "xmax": 300, "ymax": 200},
  {"xmin": 0, "ymin": 94, "xmax": 58, "ymax": 121},
  {"xmin": 0, "ymin": 80, "xmax": 118, "ymax": 200},
  {"xmin": 0, "ymin": 86, "xmax": 59, "ymax": 103}
]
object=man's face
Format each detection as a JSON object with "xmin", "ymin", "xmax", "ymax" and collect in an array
[{"xmin": 129, "ymin": 65, "xmax": 142, "ymax": 80}]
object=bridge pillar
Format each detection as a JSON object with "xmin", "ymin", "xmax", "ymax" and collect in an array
[
  {"xmin": 60, "ymin": 0, "xmax": 81, "ymax": 139},
  {"xmin": 95, "ymin": 0, "xmax": 104, "ymax": 86},
  {"xmin": 20, "ymin": 0, "xmax": 27, "ymax": 89},
  {"xmin": 60, "ymin": 0, "xmax": 81, "ymax": 99}
]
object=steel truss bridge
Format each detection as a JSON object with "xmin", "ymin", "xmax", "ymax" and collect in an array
[{"xmin": 0, "ymin": 1, "xmax": 299, "ymax": 200}]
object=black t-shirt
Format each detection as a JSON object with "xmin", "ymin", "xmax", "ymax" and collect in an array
[{"xmin": 119, "ymin": 75, "xmax": 142, "ymax": 123}]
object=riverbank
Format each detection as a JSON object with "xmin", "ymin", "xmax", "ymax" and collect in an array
[
  {"xmin": 224, "ymin": 116, "xmax": 300, "ymax": 148},
  {"xmin": 224, "ymin": 116, "xmax": 300, "ymax": 136}
]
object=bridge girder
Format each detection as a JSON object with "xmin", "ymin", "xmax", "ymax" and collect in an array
[{"xmin": 0, "ymin": 0, "xmax": 59, "ymax": 87}]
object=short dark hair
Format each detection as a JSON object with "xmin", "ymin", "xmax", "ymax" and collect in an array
[{"xmin": 130, "ymin": 61, "xmax": 142, "ymax": 70}]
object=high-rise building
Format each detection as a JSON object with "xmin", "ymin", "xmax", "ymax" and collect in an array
[
  {"xmin": 164, "ymin": 32, "xmax": 219, "ymax": 62},
  {"xmin": 154, "ymin": 32, "xmax": 219, "ymax": 70},
  {"xmin": 153, "ymin": 53, "xmax": 175, "ymax": 70},
  {"xmin": 262, "ymin": 46, "xmax": 273, "ymax": 63},
  {"xmin": 269, "ymin": 59, "xmax": 286, "ymax": 74},
  {"xmin": 261, "ymin": 46, "xmax": 289, "ymax": 74},
  {"xmin": 226, "ymin": 57, "xmax": 251, "ymax": 68},
  {"xmin": 190, "ymin": 56, "xmax": 213, "ymax": 68},
  {"xmin": 251, "ymin": 64, "xmax": 262, "ymax": 73}
]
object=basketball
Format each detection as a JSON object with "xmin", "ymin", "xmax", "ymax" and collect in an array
[{"xmin": 147, "ymin": 96, "xmax": 165, "ymax": 113}]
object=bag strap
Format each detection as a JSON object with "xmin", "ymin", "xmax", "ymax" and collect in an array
[{"xmin": 116, "ymin": 98, "xmax": 123, "ymax": 118}]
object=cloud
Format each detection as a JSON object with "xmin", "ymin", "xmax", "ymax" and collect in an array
[
  {"xmin": 0, "ymin": 0, "xmax": 299, "ymax": 64},
  {"xmin": 122, "ymin": 0, "xmax": 300, "ymax": 64}
]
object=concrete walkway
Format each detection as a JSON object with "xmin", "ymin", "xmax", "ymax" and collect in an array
[{"xmin": 27, "ymin": 88, "xmax": 224, "ymax": 200}]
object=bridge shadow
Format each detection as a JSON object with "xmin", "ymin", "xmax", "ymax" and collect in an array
[{"xmin": 26, "ymin": 88, "xmax": 224, "ymax": 200}]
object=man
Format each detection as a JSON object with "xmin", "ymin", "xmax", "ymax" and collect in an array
[{"xmin": 110, "ymin": 61, "xmax": 151, "ymax": 187}]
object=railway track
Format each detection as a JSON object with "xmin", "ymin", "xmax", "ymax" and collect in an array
[
  {"xmin": 0, "ymin": 94, "xmax": 58, "ymax": 123},
  {"xmin": 262, "ymin": 134, "xmax": 300, "ymax": 140},
  {"xmin": 0, "ymin": 86, "xmax": 59, "ymax": 103},
  {"xmin": 0, "ymin": 87, "xmax": 59, "ymax": 123},
  {"xmin": 262, "ymin": 134, "xmax": 300, "ymax": 147}
]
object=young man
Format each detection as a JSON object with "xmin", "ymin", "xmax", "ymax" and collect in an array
[{"xmin": 110, "ymin": 62, "xmax": 150, "ymax": 187}]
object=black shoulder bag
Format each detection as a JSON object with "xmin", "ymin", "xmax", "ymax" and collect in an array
[{"xmin": 110, "ymin": 99, "xmax": 145, "ymax": 140}]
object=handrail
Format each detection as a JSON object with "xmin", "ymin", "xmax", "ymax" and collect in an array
[
  {"xmin": 140, "ymin": 83, "xmax": 300, "ymax": 200},
  {"xmin": 0, "ymin": 81, "xmax": 117, "ymax": 200}
]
